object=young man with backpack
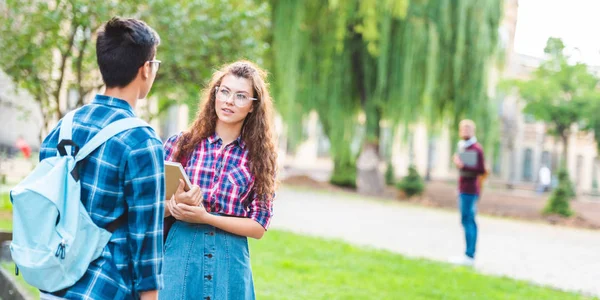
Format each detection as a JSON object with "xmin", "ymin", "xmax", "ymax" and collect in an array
[{"xmin": 10, "ymin": 17, "xmax": 164, "ymax": 299}]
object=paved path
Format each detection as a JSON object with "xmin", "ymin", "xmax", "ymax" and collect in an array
[{"xmin": 271, "ymin": 187, "xmax": 600, "ymax": 297}]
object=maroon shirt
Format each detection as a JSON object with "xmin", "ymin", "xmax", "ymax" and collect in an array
[{"xmin": 459, "ymin": 143, "xmax": 486, "ymax": 195}]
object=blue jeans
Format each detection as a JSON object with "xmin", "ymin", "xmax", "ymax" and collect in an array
[{"xmin": 459, "ymin": 193, "xmax": 478, "ymax": 258}]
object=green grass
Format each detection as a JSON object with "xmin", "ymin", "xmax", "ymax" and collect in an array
[
  {"xmin": 0, "ymin": 218, "xmax": 11, "ymax": 231},
  {"xmin": 251, "ymin": 230, "xmax": 597, "ymax": 300},
  {"xmin": 0, "ymin": 192, "xmax": 11, "ymax": 231},
  {"xmin": 0, "ymin": 225, "xmax": 596, "ymax": 299},
  {"xmin": 0, "ymin": 192, "xmax": 11, "ymax": 211}
]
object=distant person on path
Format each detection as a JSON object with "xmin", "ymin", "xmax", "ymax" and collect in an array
[
  {"xmin": 15, "ymin": 136, "xmax": 31, "ymax": 159},
  {"xmin": 537, "ymin": 165, "xmax": 552, "ymax": 194},
  {"xmin": 451, "ymin": 119, "xmax": 486, "ymax": 267},
  {"xmin": 161, "ymin": 61, "xmax": 278, "ymax": 299}
]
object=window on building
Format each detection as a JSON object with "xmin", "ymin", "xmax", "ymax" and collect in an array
[
  {"xmin": 350, "ymin": 124, "xmax": 365, "ymax": 157},
  {"xmin": 592, "ymin": 157, "xmax": 598, "ymax": 191},
  {"xmin": 576, "ymin": 155, "xmax": 584, "ymax": 187},
  {"xmin": 522, "ymin": 148, "xmax": 533, "ymax": 181},
  {"xmin": 524, "ymin": 114, "xmax": 536, "ymax": 124},
  {"xmin": 316, "ymin": 120, "xmax": 330, "ymax": 158},
  {"xmin": 541, "ymin": 151, "xmax": 551, "ymax": 169},
  {"xmin": 379, "ymin": 126, "xmax": 393, "ymax": 161},
  {"xmin": 493, "ymin": 142, "xmax": 502, "ymax": 175}
]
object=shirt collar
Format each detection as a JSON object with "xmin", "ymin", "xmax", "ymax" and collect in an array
[
  {"xmin": 92, "ymin": 94, "xmax": 136, "ymax": 116},
  {"xmin": 208, "ymin": 133, "xmax": 246, "ymax": 149}
]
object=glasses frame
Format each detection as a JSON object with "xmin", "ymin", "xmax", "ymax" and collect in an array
[
  {"xmin": 148, "ymin": 59, "xmax": 161, "ymax": 71},
  {"xmin": 214, "ymin": 86, "xmax": 257, "ymax": 108}
]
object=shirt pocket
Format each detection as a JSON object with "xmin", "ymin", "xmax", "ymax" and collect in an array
[
  {"xmin": 227, "ymin": 167, "xmax": 251, "ymax": 189},
  {"xmin": 218, "ymin": 167, "xmax": 252, "ymax": 204}
]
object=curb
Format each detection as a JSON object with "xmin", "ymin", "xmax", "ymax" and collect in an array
[
  {"xmin": 0, "ymin": 231, "xmax": 32, "ymax": 300},
  {"xmin": 0, "ymin": 267, "xmax": 31, "ymax": 300}
]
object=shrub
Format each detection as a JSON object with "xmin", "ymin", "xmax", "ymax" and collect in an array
[{"xmin": 396, "ymin": 165, "xmax": 424, "ymax": 198}]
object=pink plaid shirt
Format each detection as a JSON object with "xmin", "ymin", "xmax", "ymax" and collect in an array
[{"xmin": 164, "ymin": 132, "xmax": 273, "ymax": 229}]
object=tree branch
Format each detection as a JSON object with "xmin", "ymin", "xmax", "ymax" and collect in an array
[
  {"xmin": 54, "ymin": 21, "xmax": 79, "ymax": 119},
  {"xmin": 76, "ymin": 26, "xmax": 90, "ymax": 108},
  {"xmin": 78, "ymin": 83, "xmax": 105, "ymax": 106}
]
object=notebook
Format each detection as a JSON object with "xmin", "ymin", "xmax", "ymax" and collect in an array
[
  {"xmin": 164, "ymin": 161, "xmax": 192, "ymax": 200},
  {"xmin": 459, "ymin": 150, "xmax": 478, "ymax": 167}
]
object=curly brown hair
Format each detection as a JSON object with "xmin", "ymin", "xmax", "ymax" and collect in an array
[{"xmin": 173, "ymin": 61, "xmax": 278, "ymax": 201}]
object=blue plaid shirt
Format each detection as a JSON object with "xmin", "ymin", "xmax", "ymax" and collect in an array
[{"xmin": 39, "ymin": 95, "xmax": 165, "ymax": 299}]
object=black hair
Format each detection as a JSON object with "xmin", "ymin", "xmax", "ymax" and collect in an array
[{"xmin": 96, "ymin": 17, "xmax": 160, "ymax": 87}]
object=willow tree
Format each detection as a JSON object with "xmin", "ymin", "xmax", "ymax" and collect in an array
[
  {"xmin": 270, "ymin": 0, "xmax": 502, "ymax": 193},
  {"xmin": 270, "ymin": 0, "xmax": 364, "ymax": 187}
]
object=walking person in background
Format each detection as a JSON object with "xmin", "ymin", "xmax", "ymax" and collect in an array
[
  {"xmin": 161, "ymin": 60, "xmax": 278, "ymax": 300},
  {"xmin": 451, "ymin": 119, "xmax": 486, "ymax": 267},
  {"xmin": 538, "ymin": 164, "xmax": 552, "ymax": 194},
  {"xmin": 15, "ymin": 136, "xmax": 31, "ymax": 159}
]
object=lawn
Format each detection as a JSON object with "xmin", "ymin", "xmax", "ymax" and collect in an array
[
  {"xmin": 0, "ymin": 230, "xmax": 595, "ymax": 300},
  {"xmin": 250, "ymin": 230, "xmax": 596, "ymax": 300},
  {"xmin": 0, "ymin": 192, "xmax": 11, "ymax": 231},
  {"xmin": 0, "ymin": 193, "xmax": 12, "ymax": 231},
  {"xmin": 0, "ymin": 190, "xmax": 596, "ymax": 300}
]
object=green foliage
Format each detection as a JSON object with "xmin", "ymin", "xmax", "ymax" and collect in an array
[
  {"xmin": 271, "ymin": 0, "xmax": 361, "ymax": 172},
  {"xmin": 512, "ymin": 37, "xmax": 600, "ymax": 164},
  {"xmin": 0, "ymin": 0, "xmax": 269, "ymax": 136},
  {"xmin": 0, "ymin": 0, "xmax": 141, "ymax": 136},
  {"xmin": 543, "ymin": 170, "xmax": 574, "ymax": 217},
  {"xmin": 142, "ymin": 0, "xmax": 270, "ymax": 121},
  {"xmin": 5, "ymin": 230, "xmax": 594, "ymax": 299},
  {"xmin": 556, "ymin": 169, "xmax": 576, "ymax": 198},
  {"xmin": 396, "ymin": 165, "xmax": 424, "ymax": 198},
  {"xmin": 0, "ymin": 192, "xmax": 12, "ymax": 212},
  {"xmin": 385, "ymin": 161, "xmax": 396, "ymax": 186},
  {"xmin": 581, "ymin": 92, "xmax": 600, "ymax": 152},
  {"xmin": 270, "ymin": 0, "xmax": 503, "ymax": 182},
  {"xmin": 330, "ymin": 157, "xmax": 357, "ymax": 189}
]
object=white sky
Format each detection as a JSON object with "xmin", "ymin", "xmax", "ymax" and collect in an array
[{"xmin": 514, "ymin": 0, "xmax": 600, "ymax": 65}]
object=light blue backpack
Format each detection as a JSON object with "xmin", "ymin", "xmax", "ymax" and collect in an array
[{"xmin": 9, "ymin": 109, "xmax": 150, "ymax": 292}]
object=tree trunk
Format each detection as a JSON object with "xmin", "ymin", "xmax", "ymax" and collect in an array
[
  {"xmin": 425, "ymin": 136, "xmax": 435, "ymax": 181},
  {"xmin": 357, "ymin": 142, "xmax": 384, "ymax": 195},
  {"xmin": 561, "ymin": 133, "xmax": 569, "ymax": 170},
  {"xmin": 357, "ymin": 99, "xmax": 384, "ymax": 195},
  {"xmin": 319, "ymin": 111, "xmax": 358, "ymax": 188},
  {"xmin": 75, "ymin": 28, "xmax": 90, "ymax": 109},
  {"xmin": 54, "ymin": 23, "xmax": 79, "ymax": 119}
]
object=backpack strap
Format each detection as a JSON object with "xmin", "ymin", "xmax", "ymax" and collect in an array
[
  {"xmin": 58, "ymin": 110, "xmax": 76, "ymax": 142},
  {"xmin": 57, "ymin": 110, "xmax": 79, "ymax": 157},
  {"xmin": 74, "ymin": 118, "xmax": 150, "ymax": 231},
  {"xmin": 105, "ymin": 212, "xmax": 127, "ymax": 233},
  {"xmin": 74, "ymin": 118, "xmax": 151, "ymax": 163}
]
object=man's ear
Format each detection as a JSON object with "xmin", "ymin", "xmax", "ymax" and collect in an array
[{"xmin": 141, "ymin": 62, "xmax": 150, "ymax": 80}]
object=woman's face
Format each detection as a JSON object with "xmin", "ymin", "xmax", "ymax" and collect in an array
[{"xmin": 214, "ymin": 74, "xmax": 255, "ymax": 126}]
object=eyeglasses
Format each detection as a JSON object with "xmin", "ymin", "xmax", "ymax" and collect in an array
[
  {"xmin": 215, "ymin": 86, "xmax": 257, "ymax": 108},
  {"xmin": 148, "ymin": 59, "xmax": 161, "ymax": 71}
]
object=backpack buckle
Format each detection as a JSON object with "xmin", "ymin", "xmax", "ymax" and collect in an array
[{"xmin": 57, "ymin": 139, "xmax": 80, "ymax": 157}]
